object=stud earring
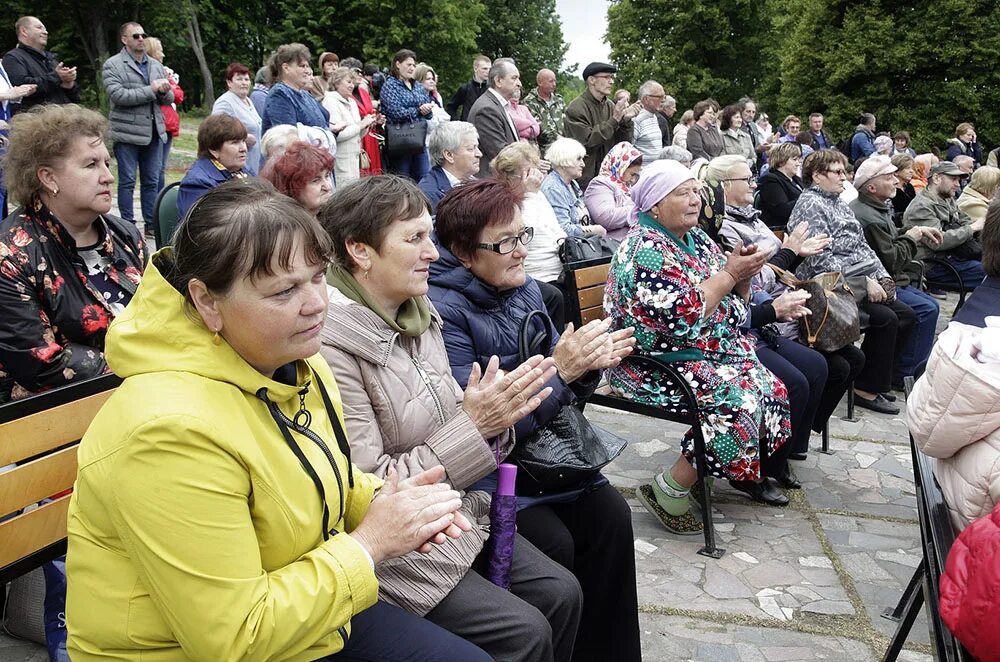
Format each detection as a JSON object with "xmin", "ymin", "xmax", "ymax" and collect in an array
[{"xmin": 51, "ymin": 186, "xmax": 59, "ymax": 197}]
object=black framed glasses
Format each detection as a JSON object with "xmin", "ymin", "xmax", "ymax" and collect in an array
[
  {"xmin": 476, "ymin": 227, "xmax": 534, "ymax": 254},
  {"xmin": 722, "ymin": 176, "xmax": 755, "ymax": 185},
  {"xmin": 131, "ymin": 32, "xmax": 148, "ymax": 39}
]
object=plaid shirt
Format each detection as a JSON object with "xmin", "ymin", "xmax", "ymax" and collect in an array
[{"xmin": 522, "ymin": 87, "xmax": 565, "ymax": 153}]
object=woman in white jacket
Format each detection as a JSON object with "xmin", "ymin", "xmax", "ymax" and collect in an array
[
  {"xmin": 323, "ymin": 67, "xmax": 376, "ymax": 184},
  {"xmin": 908, "ymin": 199, "xmax": 1000, "ymax": 531}
]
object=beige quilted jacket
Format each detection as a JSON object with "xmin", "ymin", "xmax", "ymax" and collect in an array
[{"xmin": 907, "ymin": 323, "xmax": 1000, "ymax": 531}]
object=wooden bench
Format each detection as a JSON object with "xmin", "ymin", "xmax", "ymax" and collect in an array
[
  {"xmin": 562, "ymin": 257, "xmax": 725, "ymax": 558},
  {"xmin": 0, "ymin": 374, "xmax": 120, "ymax": 587},
  {"xmin": 880, "ymin": 377, "xmax": 972, "ymax": 662}
]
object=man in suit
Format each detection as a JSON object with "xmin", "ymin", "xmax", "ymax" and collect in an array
[
  {"xmin": 468, "ymin": 58, "xmax": 521, "ymax": 178},
  {"xmin": 103, "ymin": 21, "xmax": 173, "ymax": 234}
]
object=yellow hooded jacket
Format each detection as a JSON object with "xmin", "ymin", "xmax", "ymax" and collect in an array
[{"xmin": 66, "ymin": 252, "xmax": 381, "ymax": 661}]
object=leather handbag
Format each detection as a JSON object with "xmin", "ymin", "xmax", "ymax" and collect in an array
[
  {"xmin": 510, "ymin": 311, "xmax": 627, "ymax": 491},
  {"xmin": 558, "ymin": 234, "xmax": 619, "ymax": 264},
  {"xmin": 771, "ymin": 266, "xmax": 861, "ymax": 352},
  {"xmin": 383, "ymin": 119, "xmax": 427, "ymax": 157}
]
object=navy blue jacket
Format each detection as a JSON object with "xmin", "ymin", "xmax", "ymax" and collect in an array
[
  {"xmin": 953, "ymin": 275, "xmax": 999, "ymax": 328},
  {"xmin": 418, "ymin": 166, "xmax": 453, "ymax": 213},
  {"xmin": 177, "ymin": 159, "xmax": 243, "ymax": 218},
  {"xmin": 427, "ymin": 242, "xmax": 596, "ymax": 440}
]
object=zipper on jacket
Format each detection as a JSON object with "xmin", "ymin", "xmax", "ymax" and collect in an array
[
  {"xmin": 272, "ymin": 398, "xmax": 346, "ymax": 524},
  {"xmin": 338, "ymin": 626, "xmax": 349, "ymax": 644},
  {"xmin": 409, "ymin": 355, "xmax": 447, "ymax": 425}
]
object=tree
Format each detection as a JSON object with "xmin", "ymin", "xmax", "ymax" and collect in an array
[
  {"xmin": 183, "ymin": 0, "xmax": 214, "ymax": 106},
  {"xmin": 476, "ymin": 0, "xmax": 568, "ymax": 83},
  {"xmin": 605, "ymin": 0, "xmax": 769, "ymax": 111}
]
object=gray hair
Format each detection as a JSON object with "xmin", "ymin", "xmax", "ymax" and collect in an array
[
  {"xmin": 663, "ymin": 95, "xmax": 676, "ymax": 107},
  {"xmin": 953, "ymin": 154, "xmax": 975, "ymax": 170},
  {"xmin": 544, "ymin": 136, "xmax": 587, "ymax": 168},
  {"xmin": 488, "ymin": 59, "xmax": 516, "ymax": 88},
  {"xmin": 260, "ymin": 124, "xmax": 299, "ymax": 161},
  {"xmin": 428, "ymin": 121, "xmax": 479, "ymax": 166},
  {"xmin": 637, "ymin": 80, "xmax": 661, "ymax": 99},
  {"xmin": 658, "ymin": 145, "xmax": 692, "ymax": 167}
]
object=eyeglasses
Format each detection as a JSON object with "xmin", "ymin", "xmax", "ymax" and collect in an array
[
  {"xmin": 825, "ymin": 168, "xmax": 847, "ymax": 177},
  {"xmin": 722, "ymin": 176, "xmax": 756, "ymax": 185},
  {"xmin": 476, "ymin": 227, "xmax": 534, "ymax": 254},
  {"xmin": 593, "ymin": 74, "xmax": 615, "ymax": 81},
  {"xmin": 131, "ymin": 33, "xmax": 148, "ymax": 39}
]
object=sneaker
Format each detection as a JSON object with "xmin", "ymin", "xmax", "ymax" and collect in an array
[{"xmin": 926, "ymin": 287, "xmax": 948, "ymax": 300}]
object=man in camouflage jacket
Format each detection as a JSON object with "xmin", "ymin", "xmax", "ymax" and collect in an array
[{"xmin": 521, "ymin": 68, "xmax": 565, "ymax": 155}]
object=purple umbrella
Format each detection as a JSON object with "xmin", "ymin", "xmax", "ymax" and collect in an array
[{"xmin": 485, "ymin": 462, "xmax": 518, "ymax": 589}]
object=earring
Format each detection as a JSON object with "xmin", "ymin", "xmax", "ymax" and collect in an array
[
  {"xmin": 212, "ymin": 330, "xmax": 222, "ymax": 346},
  {"xmin": 363, "ymin": 269, "xmax": 371, "ymax": 281},
  {"xmin": 51, "ymin": 186, "xmax": 59, "ymax": 197}
]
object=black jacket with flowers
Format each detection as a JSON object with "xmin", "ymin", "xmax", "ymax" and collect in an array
[{"xmin": 0, "ymin": 204, "xmax": 146, "ymax": 402}]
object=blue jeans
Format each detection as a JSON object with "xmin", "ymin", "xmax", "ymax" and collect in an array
[
  {"xmin": 926, "ymin": 255, "xmax": 986, "ymax": 291},
  {"xmin": 894, "ymin": 285, "xmax": 939, "ymax": 380},
  {"xmin": 114, "ymin": 136, "xmax": 163, "ymax": 224},
  {"xmin": 158, "ymin": 135, "xmax": 173, "ymax": 193},
  {"xmin": 386, "ymin": 148, "xmax": 430, "ymax": 182},
  {"xmin": 325, "ymin": 600, "xmax": 491, "ymax": 661}
]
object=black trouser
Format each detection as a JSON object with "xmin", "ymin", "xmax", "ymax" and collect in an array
[
  {"xmin": 515, "ymin": 483, "xmax": 641, "ymax": 662},
  {"xmin": 815, "ymin": 344, "xmax": 865, "ymax": 428},
  {"xmin": 538, "ymin": 279, "xmax": 567, "ymax": 330},
  {"xmin": 757, "ymin": 337, "xmax": 828, "ymax": 455},
  {"xmin": 856, "ymin": 299, "xmax": 916, "ymax": 394}
]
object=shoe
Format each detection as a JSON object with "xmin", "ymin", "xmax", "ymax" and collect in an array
[
  {"xmin": 926, "ymin": 287, "xmax": 948, "ymax": 300},
  {"xmin": 773, "ymin": 466, "xmax": 802, "ymax": 490},
  {"xmin": 880, "ymin": 392, "xmax": 897, "ymax": 403},
  {"xmin": 853, "ymin": 392, "xmax": 900, "ymax": 415},
  {"xmin": 728, "ymin": 478, "xmax": 789, "ymax": 506},
  {"xmin": 788, "ymin": 452, "xmax": 808, "ymax": 461},
  {"xmin": 637, "ymin": 484, "xmax": 704, "ymax": 535},
  {"xmin": 143, "ymin": 224, "xmax": 156, "ymax": 239}
]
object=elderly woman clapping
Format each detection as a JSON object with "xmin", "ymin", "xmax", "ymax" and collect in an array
[
  {"xmin": 318, "ymin": 175, "xmax": 583, "ymax": 661},
  {"xmin": 428, "ymin": 179, "xmax": 642, "ymax": 662},
  {"xmin": 583, "ymin": 141, "xmax": 642, "ymax": 241},
  {"xmin": 605, "ymin": 159, "xmax": 794, "ymax": 532}
]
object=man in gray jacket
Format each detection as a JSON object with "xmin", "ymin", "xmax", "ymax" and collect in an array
[
  {"xmin": 103, "ymin": 21, "xmax": 173, "ymax": 234},
  {"xmin": 903, "ymin": 161, "xmax": 986, "ymax": 291}
]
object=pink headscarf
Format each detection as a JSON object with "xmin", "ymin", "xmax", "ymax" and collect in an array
[
  {"xmin": 598, "ymin": 141, "xmax": 643, "ymax": 193},
  {"xmin": 629, "ymin": 159, "xmax": 696, "ymax": 222}
]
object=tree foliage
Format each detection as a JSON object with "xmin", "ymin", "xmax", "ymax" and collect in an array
[
  {"xmin": 0, "ymin": 0, "xmax": 568, "ymax": 110},
  {"xmin": 607, "ymin": 0, "xmax": 1000, "ymax": 152}
]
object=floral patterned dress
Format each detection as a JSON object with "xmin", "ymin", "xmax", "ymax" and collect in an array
[
  {"xmin": 604, "ymin": 212, "xmax": 790, "ymax": 480},
  {"xmin": 0, "ymin": 202, "xmax": 145, "ymax": 402}
]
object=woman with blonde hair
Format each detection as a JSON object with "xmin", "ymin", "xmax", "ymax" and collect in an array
[
  {"xmin": 958, "ymin": 166, "xmax": 1000, "ymax": 226},
  {"xmin": 672, "ymin": 109, "xmax": 694, "ymax": 149}
]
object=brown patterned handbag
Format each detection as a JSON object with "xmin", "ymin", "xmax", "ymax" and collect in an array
[{"xmin": 771, "ymin": 266, "xmax": 861, "ymax": 352}]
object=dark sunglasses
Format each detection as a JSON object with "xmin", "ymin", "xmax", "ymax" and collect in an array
[{"xmin": 131, "ymin": 33, "xmax": 148, "ymax": 39}]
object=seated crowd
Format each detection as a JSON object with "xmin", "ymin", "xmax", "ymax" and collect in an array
[{"xmin": 0, "ymin": 14, "xmax": 997, "ymax": 660}]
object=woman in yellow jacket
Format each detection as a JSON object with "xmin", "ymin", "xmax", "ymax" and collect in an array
[{"xmin": 65, "ymin": 179, "xmax": 490, "ymax": 662}]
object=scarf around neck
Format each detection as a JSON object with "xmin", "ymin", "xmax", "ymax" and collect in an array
[{"xmin": 326, "ymin": 264, "xmax": 431, "ymax": 337}]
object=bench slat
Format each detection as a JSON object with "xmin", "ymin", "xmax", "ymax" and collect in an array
[
  {"xmin": 578, "ymin": 285, "xmax": 605, "ymax": 309},
  {"xmin": 0, "ymin": 445, "xmax": 79, "ymax": 517},
  {"xmin": 0, "ymin": 496, "xmax": 71, "ymax": 569},
  {"xmin": 580, "ymin": 306, "xmax": 606, "ymax": 324},
  {"xmin": 573, "ymin": 264, "xmax": 610, "ymax": 289},
  {"xmin": 0, "ymin": 390, "xmax": 112, "ymax": 466}
]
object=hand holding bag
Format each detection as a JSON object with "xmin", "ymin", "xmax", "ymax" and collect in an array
[
  {"xmin": 771, "ymin": 266, "xmax": 861, "ymax": 352},
  {"xmin": 510, "ymin": 311, "xmax": 627, "ymax": 491}
]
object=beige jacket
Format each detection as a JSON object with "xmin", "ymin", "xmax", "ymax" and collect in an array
[
  {"xmin": 320, "ymin": 288, "xmax": 512, "ymax": 615},
  {"xmin": 957, "ymin": 186, "xmax": 991, "ymax": 227},
  {"xmin": 907, "ymin": 323, "xmax": 1000, "ymax": 531}
]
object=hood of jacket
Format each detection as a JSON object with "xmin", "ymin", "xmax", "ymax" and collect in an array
[
  {"xmin": 855, "ymin": 124, "xmax": 875, "ymax": 138},
  {"xmin": 106, "ymin": 249, "xmax": 313, "ymax": 404}
]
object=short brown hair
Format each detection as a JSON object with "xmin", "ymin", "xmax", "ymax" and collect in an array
[
  {"xmin": 983, "ymin": 196, "xmax": 1000, "ymax": 277},
  {"xmin": 224, "ymin": 62, "xmax": 251, "ymax": 82},
  {"xmin": 692, "ymin": 99, "xmax": 717, "ymax": 122},
  {"xmin": 718, "ymin": 104, "xmax": 742, "ymax": 131},
  {"xmin": 893, "ymin": 130, "xmax": 911, "ymax": 147},
  {"xmin": 782, "ymin": 115, "xmax": 801, "ymax": 130},
  {"xmin": 435, "ymin": 179, "xmax": 524, "ymax": 259},
  {"xmin": 890, "ymin": 153, "xmax": 914, "ymax": 172},
  {"xmin": 390, "ymin": 49, "xmax": 417, "ymax": 78},
  {"xmin": 197, "ymin": 114, "xmax": 248, "ymax": 159},
  {"xmin": 119, "ymin": 21, "xmax": 141, "ymax": 37},
  {"xmin": 166, "ymin": 178, "xmax": 332, "ymax": 298},
  {"xmin": 768, "ymin": 142, "xmax": 803, "ymax": 171},
  {"xmin": 3, "ymin": 104, "xmax": 107, "ymax": 205},
  {"xmin": 318, "ymin": 175, "xmax": 430, "ymax": 272},
  {"xmin": 955, "ymin": 122, "xmax": 975, "ymax": 139},
  {"xmin": 268, "ymin": 43, "xmax": 311, "ymax": 82},
  {"xmin": 801, "ymin": 149, "xmax": 847, "ymax": 187},
  {"xmin": 491, "ymin": 142, "xmax": 540, "ymax": 181}
]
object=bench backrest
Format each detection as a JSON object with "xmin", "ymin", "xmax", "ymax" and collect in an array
[
  {"xmin": 563, "ymin": 257, "xmax": 612, "ymax": 327},
  {"xmin": 0, "ymin": 374, "xmax": 120, "ymax": 584}
]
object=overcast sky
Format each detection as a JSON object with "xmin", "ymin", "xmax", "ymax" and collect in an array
[{"xmin": 556, "ymin": 0, "xmax": 612, "ymax": 71}]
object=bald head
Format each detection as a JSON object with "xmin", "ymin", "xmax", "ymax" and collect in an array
[
  {"xmin": 536, "ymin": 68, "xmax": 557, "ymax": 97},
  {"xmin": 15, "ymin": 16, "xmax": 47, "ymax": 50}
]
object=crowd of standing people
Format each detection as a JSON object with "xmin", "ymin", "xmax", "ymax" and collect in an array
[{"xmin": 0, "ymin": 12, "xmax": 997, "ymax": 661}]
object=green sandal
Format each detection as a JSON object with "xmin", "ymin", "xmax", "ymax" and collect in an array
[{"xmin": 637, "ymin": 484, "xmax": 704, "ymax": 536}]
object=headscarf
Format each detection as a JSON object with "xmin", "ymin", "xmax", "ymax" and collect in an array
[
  {"xmin": 598, "ymin": 141, "xmax": 643, "ymax": 193},
  {"xmin": 629, "ymin": 159, "xmax": 696, "ymax": 222}
]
